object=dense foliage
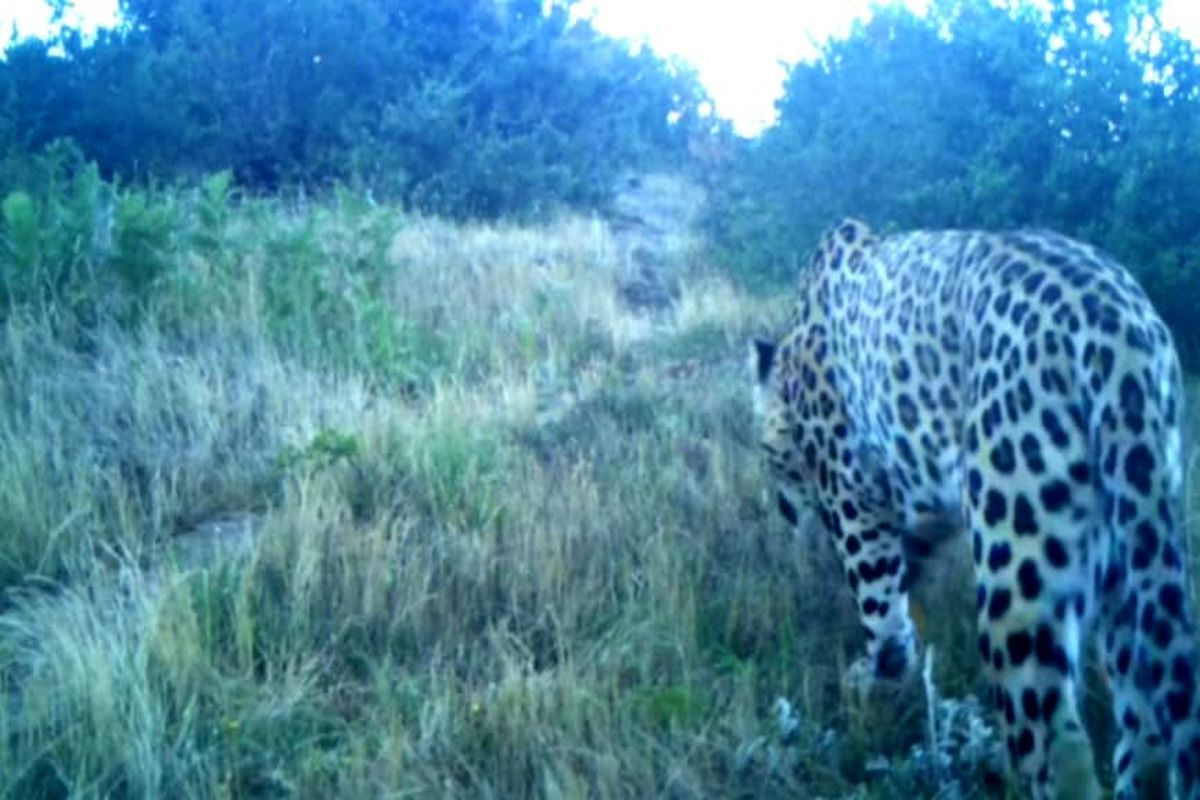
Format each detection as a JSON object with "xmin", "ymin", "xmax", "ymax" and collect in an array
[
  {"xmin": 1, "ymin": 0, "xmax": 706, "ymax": 217},
  {"xmin": 705, "ymin": 0, "xmax": 1200, "ymax": 362}
]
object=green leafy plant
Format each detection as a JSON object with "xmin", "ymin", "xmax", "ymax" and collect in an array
[{"xmin": 113, "ymin": 188, "xmax": 176, "ymax": 300}]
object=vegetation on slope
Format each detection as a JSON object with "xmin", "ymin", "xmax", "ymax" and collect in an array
[
  {"xmin": 0, "ymin": 174, "xmax": 858, "ymax": 798},
  {"xmin": 0, "ymin": 167, "xmax": 1194, "ymax": 797}
]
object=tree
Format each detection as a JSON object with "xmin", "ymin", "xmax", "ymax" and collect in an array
[
  {"xmin": 3, "ymin": 0, "xmax": 709, "ymax": 218},
  {"xmin": 703, "ymin": 0, "xmax": 1200, "ymax": 362}
]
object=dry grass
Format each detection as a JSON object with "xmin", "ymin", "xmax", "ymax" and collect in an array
[{"xmin": 0, "ymin": 199, "xmax": 1194, "ymax": 799}]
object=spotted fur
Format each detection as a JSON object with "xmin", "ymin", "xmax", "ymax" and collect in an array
[{"xmin": 753, "ymin": 219, "xmax": 1197, "ymax": 799}]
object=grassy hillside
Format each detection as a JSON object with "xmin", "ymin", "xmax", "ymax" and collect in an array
[{"xmin": 0, "ymin": 182, "xmax": 1196, "ymax": 798}]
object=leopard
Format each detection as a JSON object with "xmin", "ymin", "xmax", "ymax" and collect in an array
[{"xmin": 751, "ymin": 218, "xmax": 1197, "ymax": 799}]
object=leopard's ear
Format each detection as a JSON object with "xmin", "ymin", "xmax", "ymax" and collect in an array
[
  {"xmin": 834, "ymin": 218, "xmax": 873, "ymax": 245},
  {"xmin": 817, "ymin": 218, "xmax": 873, "ymax": 253},
  {"xmin": 752, "ymin": 338, "xmax": 776, "ymax": 383}
]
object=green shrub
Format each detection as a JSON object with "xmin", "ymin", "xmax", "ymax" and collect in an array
[
  {"xmin": 0, "ymin": 141, "xmax": 112, "ymax": 314},
  {"xmin": 113, "ymin": 188, "xmax": 177, "ymax": 303}
]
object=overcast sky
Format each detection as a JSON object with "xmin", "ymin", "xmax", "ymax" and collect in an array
[{"xmin": 5, "ymin": 0, "xmax": 1200, "ymax": 135}]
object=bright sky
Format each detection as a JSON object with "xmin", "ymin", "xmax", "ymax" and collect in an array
[
  {"xmin": 2, "ymin": 0, "xmax": 119, "ymax": 41},
  {"xmin": 5, "ymin": 0, "xmax": 1200, "ymax": 135},
  {"xmin": 576, "ymin": 0, "xmax": 931, "ymax": 133}
]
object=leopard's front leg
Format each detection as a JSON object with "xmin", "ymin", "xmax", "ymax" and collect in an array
[{"xmin": 822, "ymin": 502, "xmax": 921, "ymax": 695}]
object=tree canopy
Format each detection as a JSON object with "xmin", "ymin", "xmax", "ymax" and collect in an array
[
  {"xmin": 2, "ymin": 0, "xmax": 708, "ymax": 217},
  {"xmin": 703, "ymin": 0, "xmax": 1200, "ymax": 360}
]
